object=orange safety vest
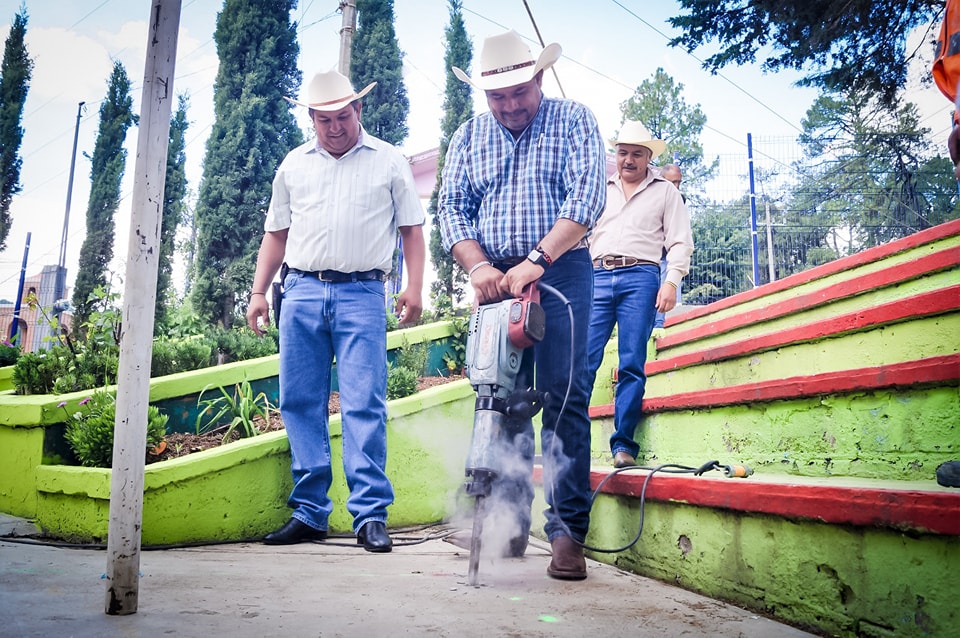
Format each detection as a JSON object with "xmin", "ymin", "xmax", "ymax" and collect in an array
[{"xmin": 933, "ymin": 0, "xmax": 960, "ymax": 106}]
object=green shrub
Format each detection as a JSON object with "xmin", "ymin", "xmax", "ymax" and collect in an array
[
  {"xmin": 12, "ymin": 351, "xmax": 60, "ymax": 394},
  {"xmin": 394, "ymin": 337, "xmax": 429, "ymax": 376},
  {"xmin": 151, "ymin": 336, "xmax": 216, "ymax": 377},
  {"xmin": 386, "ymin": 363, "xmax": 418, "ymax": 400},
  {"xmin": 0, "ymin": 339, "xmax": 20, "ymax": 366},
  {"xmin": 206, "ymin": 324, "xmax": 278, "ymax": 364},
  {"xmin": 62, "ymin": 390, "xmax": 168, "ymax": 468},
  {"xmin": 195, "ymin": 378, "xmax": 275, "ymax": 443}
]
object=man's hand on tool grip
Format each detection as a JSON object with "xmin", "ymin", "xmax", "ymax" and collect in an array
[
  {"xmin": 504, "ymin": 261, "xmax": 543, "ymax": 298},
  {"xmin": 471, "ymin": 265, "xmax": 505, "ymax": 304}
]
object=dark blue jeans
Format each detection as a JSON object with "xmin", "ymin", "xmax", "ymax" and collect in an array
[
  {"xmin": 493, "ymin": 248, "xmax": 594, "ymax": 543},
  {"xmin": 586, "ymin": 264, "xmax": 660, "ymax": 458}
]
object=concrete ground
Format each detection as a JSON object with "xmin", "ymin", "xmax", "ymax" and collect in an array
[{"xmin": 1, "ymin": 515, "xmax": 815, "ymax": 638}]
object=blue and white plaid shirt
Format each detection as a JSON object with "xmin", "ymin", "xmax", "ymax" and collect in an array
[{"xmin": 438, "ymin": 97, "xmax": 606, "ymax": 261}]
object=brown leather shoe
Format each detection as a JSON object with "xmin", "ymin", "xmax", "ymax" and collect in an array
[
  {"xmin": 547, "ymin": 535, "xmax": 587, "ymax": 580},
  {"xmin": 613, "ymin": 451, "xmax": 636, "ymax": 468}
]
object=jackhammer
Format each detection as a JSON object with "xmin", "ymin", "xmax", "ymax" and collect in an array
[{"xmin": 462, "ymin": 283, "xmax": 547, "ymax": 586}]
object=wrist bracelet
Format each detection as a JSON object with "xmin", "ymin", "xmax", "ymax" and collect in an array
[
  {"xmin": 664, "ymin": 281, "xmax": 678, "ymax": 289},
  {"xmin": 250, "ymin": 292, "xmax": 266, "ymax": 297},
  {"xmin": 468, "ymin": 261, "xmax": 492, "ymax": 276}
]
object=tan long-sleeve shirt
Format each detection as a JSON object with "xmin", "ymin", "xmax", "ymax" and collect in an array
[{"xmin": 589, "ymin": 170, "xmax": 694, "ymax": 288}]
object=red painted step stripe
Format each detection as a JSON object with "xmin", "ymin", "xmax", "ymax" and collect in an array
[
  {"xmin": 671, "ymin": 218, "xmax": 960, "ymax": 326},
  {"xmin": 530, "ymin": 466, "xmax": 960, "ymax": 535},
  {"xmin": 660, "ymin": 247, "xmax": 960, "ymax": 350},
  {"xmin": 589, "ymin": 354, "xmax": 960, "ymax": 417},
  {"xmin": 589, "ymin": 471, "xmax": 960, "ymax": 536},
  {"xmin": 647, "ymin": 285, "xmax": 960, "ymax": 375}
]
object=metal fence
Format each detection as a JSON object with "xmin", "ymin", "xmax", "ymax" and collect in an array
[{"xmin": 681, "ymin": 135, "xmax": 959, "ymax": 306}]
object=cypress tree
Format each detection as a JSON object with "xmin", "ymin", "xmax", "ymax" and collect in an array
[
  {"xmin": 191, "ymin": 0, "xmax": 302, "ymax": 327},
  {"xmin": 351, "ymin": 0, "xmax": 408, "ymax": 146},
  {"xmin": 0, "ymin": 6, "xmax": 33, "ymax": 252},
  {"xmin": 72, "ymin": 61, "xmax": 135, "ymax": 327},
  {"xmin": 428, "ymin": 0, "xmax": 472, "ymax": 313},
  {"xmin": 154, "ymin": 94, "xmax": 189, "ymax": 335}
]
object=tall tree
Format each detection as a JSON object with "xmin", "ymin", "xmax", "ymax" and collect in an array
[
  {"xmin": 72, "ymin": 61, "xmax": 135, "ymax": 327},
  {"xmin": 351, "ymin": 0, "xmax": 409, "ymax": 146},
  {"xmin": 154, "ymin": 94, "xmax": 189, "ymax": 336},
  {"xmin": 0, "ymin": 6, "xmax": 33, "ymax": 252},
  {"xmin": 668, "ymin": 0, "xmax": 941, "ymax": 108},
  {"xmin": 191, "ymin": 0, "xmax": 302, "ymax": 327},
  {"xmin": 795, "ymin": 89, "xmax": 943, "ymax": 249},
  {"xmin": 619, "ymin": 67, "xmax": 717, "ymax": 197},
  {"xmin": 428, "ymin": 0, "xmax": 472, "ymax": 314}
]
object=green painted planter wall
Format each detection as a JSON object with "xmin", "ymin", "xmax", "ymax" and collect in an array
[
  {"xmin": 32, "ymin": 379, "xmax": 475, "ymax": 544},
  {"xmin": 0, "ymin": 321, "xmax": 458, "ymax": 519}
]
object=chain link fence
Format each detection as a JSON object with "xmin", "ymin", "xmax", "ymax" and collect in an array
[{"xmin": 681, "ymin": 136, "xmax": 959, "ymax": 306}]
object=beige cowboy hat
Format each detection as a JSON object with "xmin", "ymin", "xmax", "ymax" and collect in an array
[
  {"xmin": 284, "ymin": 68, "xmax": 376, "ymax": 111},
  {"xmin": 453, "ymin": 30, "xmax": 561, "ymax": 91},
  {"xmin": 610, "ymin": 120, "xmax": 667, "ymax": 159}
]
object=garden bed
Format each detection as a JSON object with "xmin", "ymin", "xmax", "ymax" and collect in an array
[{"xmin": 148, "ymin": 375, "xmax": 464, "ymax": 462}]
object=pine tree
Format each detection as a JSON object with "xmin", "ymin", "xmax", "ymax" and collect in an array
[
  {"xmin": 0, "ymin": 6, "xmax": 33, "ymax": 252},
  {"xmin": 72, "ymin": 61, "xmax": 135, "ymax": 327},
  {"xmin": 191, "ymin": 0, "xmax": 302, "ymax": 327},
  {"xmin": 428, "ymin": 0, "xmax": 472, "ymax": 313},
  {"xmin": 154, "ymin": 94, "xmax": 189, "ymax": 335},
  {"xmin": 619, "ymin": 67, "xmax": 717, "ymax": 200},
  {"xmin": 351, "ymin": 0, "xmax": 409, "ymax": 146}
]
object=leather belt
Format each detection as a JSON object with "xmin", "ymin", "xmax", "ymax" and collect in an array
[
  {"xmin": 492, "ymin": 240, "xmax": 591, "ymax": 272},
  {"xmin": 593, "ymin": 255, "xmax": 659, "ymax": 270},
  {"xmin": 289, "ymin": 268, "xmax": 385, "ymax": 283}
]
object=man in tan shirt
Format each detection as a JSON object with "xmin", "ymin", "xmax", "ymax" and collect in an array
[{"xmin": 586, "ymin": 120, "xmax": 694, "ymax": 468}]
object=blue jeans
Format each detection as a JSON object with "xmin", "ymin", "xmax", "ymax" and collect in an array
[
  {"xmin": 278, "ymin": 272, "xmax": 393, "ymax": 533},
  {"xmin": 586, "ymin": 264, "xmax": 660, "ymax": 458},
  {"xmin": 494, "ymin": 248, "xmax": 594, "ymax": 543}
]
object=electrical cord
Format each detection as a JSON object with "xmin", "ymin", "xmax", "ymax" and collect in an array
[
  {"xmin": 580, "ymin": 461, "xmax": 731, "ymax": 553},
  {"xmin": 0, "ymin": 522, "xmax": 460, "ymax": 551}
]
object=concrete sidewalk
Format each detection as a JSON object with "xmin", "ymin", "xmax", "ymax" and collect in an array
[{"xmin": 0, "ymin": 516, "xmax": 815, "ymax": 638}]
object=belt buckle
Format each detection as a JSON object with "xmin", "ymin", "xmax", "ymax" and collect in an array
[{"xmin": 602, "ymin": 256, "xmax": 618, "ymax": 270}]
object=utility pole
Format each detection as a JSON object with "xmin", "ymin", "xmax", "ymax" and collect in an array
[
  {"xmin": 338, "ymin": 1, "xmax": 357, "ymax": 77},
  {"xmin": 9, "ymin": 232, "xmax": 30, "ymax": 344},
  {"xmin": 104, "ymin": 0, "xmax": 180, "ymax": 616},
  {"xmin": 54, "ymin": 101, "xmax": 84, "ymax": 311}
]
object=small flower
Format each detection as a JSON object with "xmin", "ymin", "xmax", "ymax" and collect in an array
[
  {"xmin": 79, "ymin": 397, "xmax": 91, "ymax": 406},
  {"xmin": 57, "ymin": 401, "xmax": 67, "ymax": 408},
  {"xmin": 73, "ymin": 412, "xmax": 82, "ymax": 421}
]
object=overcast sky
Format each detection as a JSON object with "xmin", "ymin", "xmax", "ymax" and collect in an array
[{"xmin": 0, "ymin": 0, "xmax": 950, "ymax": 301}]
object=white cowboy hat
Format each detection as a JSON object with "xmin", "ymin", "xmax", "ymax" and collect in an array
[
  {"xmin": 453, "ymin": 30, "xmax": 561, "ymax": 91},
  {"xmin": 610, "ymin": 120, "xmax": 667, "ymax": 160},
  {"xmin": 284, "ymin": 68, "xmax": 376, "ymax": 111}
]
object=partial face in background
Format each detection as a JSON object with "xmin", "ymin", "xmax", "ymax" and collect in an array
[
  {"xmin": 661, "ymin": 165, "xmax": 682, "ymax": 189},
  {"xmin": 311, "ymin": 102, "xmax": 362, "ymax": 158},
  {"xmin": 616, "ymin": 144, "xmax": 652, "ymax": 185},
  {"xmin": 485, "ymin": 72, "xmax": 544, "ymax": 135}
]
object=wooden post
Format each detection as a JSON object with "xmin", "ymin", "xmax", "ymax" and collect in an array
[
  {"xmin": 338, "ymin": 0, "xmax": 356, "ymax": 77},
  {"xmin": 104, "ymin": 0, "xmax": 181, "ymax": 616}
]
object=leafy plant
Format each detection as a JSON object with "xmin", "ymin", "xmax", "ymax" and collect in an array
[
  {"xmin": 386, "ymin": 363, "xmax": 418, "ymax": 400},
  {"xmin": 394, "ymin": 337, "xmax": 429, "ymax": 377},
  {"xmin": 195, "ymin": 378, "xmax": 275, "ymax": 443},
  {"xmin": 441, "ymin": 314, "xmax": 469, "ymax": 374},
  {"xmin": 62, "ymin": 390, "xmax": 168, "ymax": 468},
  {"xmin": 0, "ymin": 338, "xmax": 20, "ymax": 366},
  {"xmin": 13, "ymin": 287, "xmax": 120, "ymax": 395}
]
